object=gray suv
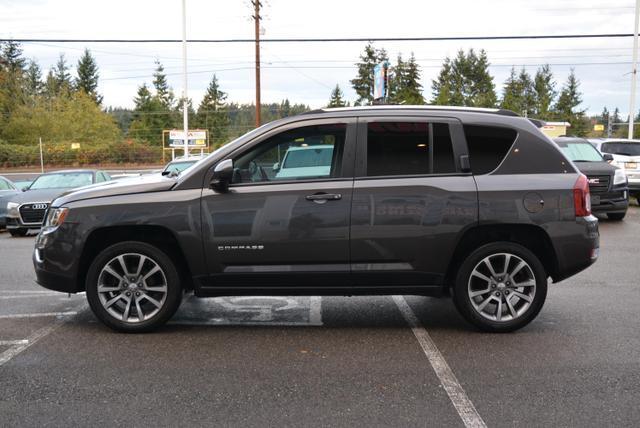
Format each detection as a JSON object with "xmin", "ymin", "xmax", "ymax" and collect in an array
[{"xmin": 33, "ymin": 106, "xmax": 599, "ymax": 333}]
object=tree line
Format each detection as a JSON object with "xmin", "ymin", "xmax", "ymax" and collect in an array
[{"xmin": 0, "ymin": 39, "xmax": 633, "ymax": 168}]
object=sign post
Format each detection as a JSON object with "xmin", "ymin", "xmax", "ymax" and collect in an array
[{"xmin": 373, "ymin": 61, "xmax": 389, "ymax": 104}]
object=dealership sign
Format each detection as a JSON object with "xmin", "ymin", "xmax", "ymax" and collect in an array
[{"xmin": 168, "ymin": 130, "xmax": 208, "ymax": 147}]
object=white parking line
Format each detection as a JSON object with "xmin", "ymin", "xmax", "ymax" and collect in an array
[
  {"xmin": 0, "ymin": 311, "xmax": 78, "ymax": 319},
  {"xmin": 0, "ymin": 294, "xmax": 69, "ymax": 300},
  {"xmin": 393, "ymin": 296, "xmax": 487, "ymax": 428},
  {"xmin": 0, "ymin": 340, "xmax": 29, "ymax": 346},
  {"xmin": 0, "ymin": 323, "xmax": 63, "ymax": 366}
]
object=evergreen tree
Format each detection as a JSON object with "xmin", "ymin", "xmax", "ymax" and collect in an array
[
  {"xmin": 500, "ymin": 67, "xmax": 521, "ymax": 112},
  {"xmin": 52, "ymin": 53, "xmax": 72, "ymax": 95},
  {"xmin": 24, "ymin": 59, "xmax": 43, "ymax": 98},
  {"xmin": 389, "ymin": 53, "xmax": 424, "ymax": 105},
  {"xmin": 195, "ymin": 74, "xmax": 230, "ymax": 147},
  {"xmin": 327, "ymin": 84, "xmax": 347, "ymax": 107},
  {"xmin": 75, "ymin": 48, "xmax": 102, "ymax": 105},
  {"xmin": 431, "ymin": 49, "xmax": 496, "ymax": 107},
  {"xmin": 533, "ymin": 64, "xmax": 556, "ymax": 119},
  {"xmin": 129, "ymin": 83, "xmax": 167, "ymax": 144},
  {"xmin": 500, "ymin": 67, "xmax": 535, "ymax": 116},
  {"xmin": 554, "ymin": 69, "xmax": 588, "ymax": 136},
  {"xmin": 350, "ymin": 43, "xmax": 388, "ymax": 105},
  {"xmin": 152, "ymin": 60, "xmax": 173, "ymax": 108},
  {"xmin": 0, "ymin": 40, "xmax": 26, "ymax": 74}
]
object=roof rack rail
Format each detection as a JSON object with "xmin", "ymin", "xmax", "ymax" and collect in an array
[{"xmin": 300, "ymin": 105, "xmax": 522, "ymax": 117}]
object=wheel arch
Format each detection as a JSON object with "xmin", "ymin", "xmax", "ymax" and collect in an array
[
  {"xmin": 445, "ymin": 223, "xmax": 559, "ymax": 287},
  {"xmin": 77, "ymin": 225, "xmax": 194, "ymax": 292}
]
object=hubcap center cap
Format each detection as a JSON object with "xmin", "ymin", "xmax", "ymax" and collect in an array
[{"xmin": 497, "ymin": 282, "xmax": 506, "ymax": 289}]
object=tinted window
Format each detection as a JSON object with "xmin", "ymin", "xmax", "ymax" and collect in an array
[
  {"xmin": 601, "ymin": 142, "xmax": 640, "ymax": 156},
  {"xmin": 366, "ymin": 122, "xmax": 456, "ymax": 177},
  {"xmin": 29, "ymin": 172, "xmax": 94, "ymax": 189},
  {"xmin": 232, "ymin": 123, "xmax": 346, "ymax": 184},
  {"xmin": 463, "ymin": 125, "xmax": 517, "ymax": 174}
]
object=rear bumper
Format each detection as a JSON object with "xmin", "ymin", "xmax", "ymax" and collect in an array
[{"xmin": 552, "ymin": 215, "xmax": 599, "ymax": 283}]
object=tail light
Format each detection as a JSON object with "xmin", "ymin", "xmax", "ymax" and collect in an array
[{"xmin": 573, "ymin": 174, "xmax": 591, "ymax": 217}]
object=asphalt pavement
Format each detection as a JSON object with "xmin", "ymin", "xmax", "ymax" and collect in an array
[{"xmin": 0, "ymin": 207, "xmax": 639, "ymax": 427}]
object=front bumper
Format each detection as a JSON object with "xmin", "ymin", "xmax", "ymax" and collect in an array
[
  {"xmin": 6, "ymin": 215, "xmax": 42, "ymax": 230},
  {"xmin": 590, "ymin": 183, "xmax": 629, "ymax": 214},
  {"xmin": 33, "ymin": 226, "xmax": 81, "ymax": 293}
]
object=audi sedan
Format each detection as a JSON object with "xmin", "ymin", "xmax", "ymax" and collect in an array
[{"xmin": 5, "ymin": 169, "xmax": 111, "ymax": 237}]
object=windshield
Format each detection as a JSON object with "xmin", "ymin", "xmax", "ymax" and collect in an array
[
  {"xmin": 164, "ymin": 160, "xmax": 198, "ymax": 174},
  {"xmin": 283, "ymin": 147, "xmax": 333, "ymax": 168},
  {"xmin": 601, "ymin": 142, "xmax": 640, "ymax": 156},
  {"xmin": 28, "ymin": 172, "xmax": 93, "ymax": 190},
  {"xmin": 558, "ymin": 142, "xmax": 603, "ymax": 162}
]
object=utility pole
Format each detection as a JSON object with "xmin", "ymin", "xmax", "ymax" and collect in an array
[
  {"xmin": 628, "ymin": 0, "xmax": 640, "ymax": 139},
  {"xmin": 252, "ymin": 0, "xmax": 262, "ymax": 127},
  {"xmin": 181, "ymin": 0, "xmax": 189, "ymax": 157},
  {"xmin": 39, "ymin": 137, "xmax": 44, "ymax": 173}
]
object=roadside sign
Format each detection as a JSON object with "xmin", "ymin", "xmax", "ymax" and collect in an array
[
  {"xmin": 168, "ymin": 130, "xmax": 208, "ymax": 147},
  {"xmin": 593, "ymin": 124, "xmax": 605, "ymax": 131}
]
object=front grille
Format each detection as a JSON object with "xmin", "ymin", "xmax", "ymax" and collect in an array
[
  {"xmin": 586, "ymin": 175, "xmax": 610, "ymax": 194},
  {"xmin": 19, "ymin": 204, "xmax": 48, "ymax": 224}
]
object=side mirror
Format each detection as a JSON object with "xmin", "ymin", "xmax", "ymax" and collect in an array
[
  {"xmin": 21, "ymin": 186, "xmax": 29, "ymax": 191},
  {"xmin": 210, "ymin": 159, "xmax": 234, "ymax": 192},
  {"xmin": 602, "ymin": 153, "xmax": 614, "ymax": 162},
  {"xmin": 459, "ymin": 154, "xmax": 471, "ymax": 173},
  {"xmin": 272, "ymin": 162, "xmax": 280, "ymax": 172}
]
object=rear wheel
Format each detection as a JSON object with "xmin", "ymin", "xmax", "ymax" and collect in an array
[
  {"xmin": 85, "ymin": 241, "xmax": 182, "ymax": 333},
  {"xmin": 607, "ymin": 212, "xmax": 626, "ymax": 221},
  {"xmin": 9, "ymin": 228, "xmax": 28, "ymax": 237},
  {"xmin": 453, "ymin": 242, "xmax": 547, "ymax": 333}
]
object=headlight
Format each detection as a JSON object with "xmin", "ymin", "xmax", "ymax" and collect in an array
[
  {"xmin": 43, "ymin": 207, "xmax": 69, "ymax": 228},
  {"xmin": 6, "ymin": 201, "xmax": 20, "ymax": 217},
  {"xmin": 613, "ymin": 168, "xmax": 628, "ymax": 186}
]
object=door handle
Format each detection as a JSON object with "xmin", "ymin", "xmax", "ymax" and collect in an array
[{"xmin": 305, "ymin": 193, "xmax": 342, "ymax": 202}]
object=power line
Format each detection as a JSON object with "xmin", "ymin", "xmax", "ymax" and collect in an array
[{"xmin": 2, "ymin": 33, "xmax": 637, "ymax": 43}]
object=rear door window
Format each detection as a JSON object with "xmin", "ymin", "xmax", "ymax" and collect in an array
[
  {"xmin": 463, "ymin": 125, "xmax": 517, "ymax": 174},
  {"xmin": 365, "ymin": 121, "xmax": 456, "ymax": 177}
]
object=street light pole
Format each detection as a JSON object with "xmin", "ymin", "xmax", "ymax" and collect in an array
[
  {"xmin": 181, "ymin": 0, "xmax": 189, "ymax": 157},
  {"xmin": 628, "ymin": 0, "xmax": 640, "ymax": 139},
  {"xmin": 253, "ymin": 0, "xmax": 261, "ymax": 128}
]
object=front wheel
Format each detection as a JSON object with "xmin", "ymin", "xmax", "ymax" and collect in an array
[
  {"xmin": 453, "ymin": 242, "xmax": 548, "ymax": 333},
  {"xmin": 9, "ymin": 228, "xmax": 28, "ymax": 237},
  {"xmin": 607, "ymin": 212, "xmax": 626, "ymax": 221},
  {"xmin": 86, "ymin": 241, "xmax": 182, "ymax": 333}
]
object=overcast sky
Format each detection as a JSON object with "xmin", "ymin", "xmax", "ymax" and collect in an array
[{"xmin": 1, "ymin": 0, "xmax": 638, "ymax": 116}]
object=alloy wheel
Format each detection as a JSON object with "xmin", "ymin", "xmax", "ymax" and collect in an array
[
  {"xmin": 467, "ymin": 252, "xmax": 537, "ymax": 322},
  {"xmin": 97, "ymin": 253, "xmax": 168, "ymax": 323}
]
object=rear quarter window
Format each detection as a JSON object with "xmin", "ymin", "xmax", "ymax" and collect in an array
[{"xmin": 463, "ymin": 125, "xmax": 517, "ymax": 175}]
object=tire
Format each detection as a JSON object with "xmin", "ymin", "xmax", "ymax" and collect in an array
[
  {"xmin": 452, "ymin": 242, "xmax": 548, "ymax": 333},
  {"xmin": 607, "ymin": 212, "xmax": 626, "ymax": 221},
  {"xmin": 9, "ymin": 228, "xmax": 28, "ymax": 237},
  {"xmin": 85, "ymin": 241, "xmax": 182, "ymax": 333}
]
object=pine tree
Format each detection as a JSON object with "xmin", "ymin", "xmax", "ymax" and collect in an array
[
  {"xmin": 389, "ymin": 53, "xmax": 424, "ymax": 105},
  {"xmin": 327, "ymin": 84, "xmax": 347, "ymax": 107},
  {"xmin": 24, "ymin": 59, "xmax": 43, "ymax": 98},
  {"xmin": 500, "ymin": 67, "xmax": 535, "ymax": 116},
  {"xmin": 533, "ymin": 64, "xmax": 556, "ymax": 119},
  {"xmin": 350, "ymin": 43, "xmax": 388, "ymax": 105},
  {"xmin": 52, "ymin": 53, "xmax": 72, "ymax": 95},
  {"xmin": 76, "ymin": 48, "xmax": 102, "ymax": 105},
  {"xmin": 431, "ymin": 49, "xmax": 496, "ymax": 107},
  {"xmin": 554, "ymin": 69, "xmax": 587, "ymax": 136},
  {"xmin": 129, "ymin": 83, "xmax": 167, "ymax": 144},
  {"xmin": 0, "ymin": 40, "xmax": 26, "ymax": 74},
  {"xmin": 500, "ymin": 68, "xmax": 521, "ymax": 112},
  {"xmin": 195, "ymin": 74, "xmax": 230, "ymax": 147},
  {"xmin": 152, "ymin": 60, "xmax": 173, "ymax": 108}
]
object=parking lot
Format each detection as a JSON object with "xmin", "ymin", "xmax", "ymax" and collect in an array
[{"xmin": 0, "ymin": 207, "xmax": 638, "ymax": 427}]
